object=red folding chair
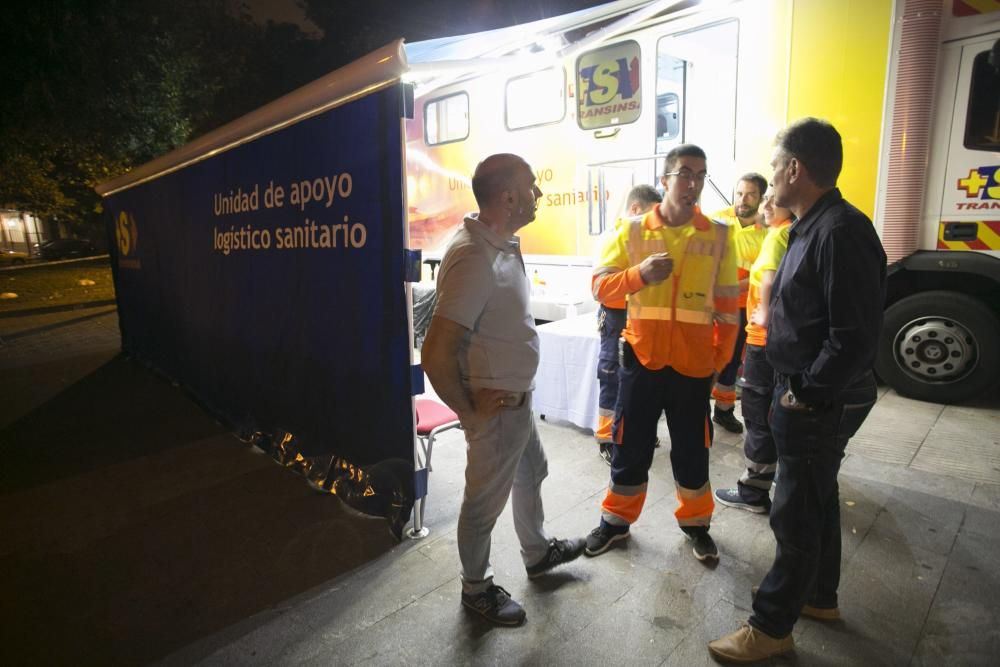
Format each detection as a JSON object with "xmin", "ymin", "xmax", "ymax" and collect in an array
[{"xmin": 407, "ymin": 398, "xmax": 462, "ymax": 538}]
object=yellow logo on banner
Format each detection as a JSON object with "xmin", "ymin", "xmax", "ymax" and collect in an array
[
  {"xmin": 116, "ymin": 211, "xmax": 141, "ymax": 269},
  {"xmin": 116, "ymin": 211, "xmax": 133, "ymax": 255}
]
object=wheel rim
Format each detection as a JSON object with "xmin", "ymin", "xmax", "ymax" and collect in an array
[{"xmin": 893, "ymin": 315, "xmax": 979, "ymax": 384}]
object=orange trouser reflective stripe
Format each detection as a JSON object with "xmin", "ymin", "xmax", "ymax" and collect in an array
[
  {"xmin": 601, "ymin": 484, "xmax": 647, "ymax": 525},
  {"xmin": 674, "ymin": 481, "xmax": 714, "ymax": 527},
  {"xmin": 711, "ymin": 387, "xmax": 737, "ymax": 403},
  {"xmin": 596, "ymin": 413, "xmax": 614, "ymax": 442}
]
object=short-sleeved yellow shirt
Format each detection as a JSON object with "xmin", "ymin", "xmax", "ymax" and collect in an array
[{"xmin": 745, "ymin": 220, "xmax": 791, "ymax": 346}]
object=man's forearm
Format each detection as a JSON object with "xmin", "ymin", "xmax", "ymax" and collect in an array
[
  {"xmin": 754, "ymin": 271, "xmax": 775, "ymax": 327},
  {"xmin": 424, "ymin": 354, "xmax": 475, "ymax": 418},
  {"xmin": 422, "ymin": 317, "xmax": 477, "ymax": 419},
  {"xmin": 592, "ymin": 266, "xmax": 645, "ymax": 303}
]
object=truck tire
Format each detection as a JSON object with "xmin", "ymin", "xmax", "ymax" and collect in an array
[{"xmin": 876, "ymin": 291, "xmax": 1000, "ymax": 404}]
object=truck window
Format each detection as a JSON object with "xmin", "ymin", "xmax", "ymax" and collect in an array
[
  {"xmin": 654, "ymin": 40, "xmax": 685, "ymax": 155},
  {"xmin": 576, "ymin": 40, "xmax": 642, "ymax": 130},
  {"xmin": 964, "ymin": 49, "xmax": 1000, "ymax": 152},
  {"xmin": 506, "ymin": 67, "xmax": 566, "ymax": 130},
  {"xmin": 655, "ymin": 20, "xmax": 738, "ymax": 186},
  {"xmin": 425, "ymin": 92, "xmax": 469, "ymax": 145},
  {"xmin": 656, "ymin": 94, "xmax": 681, "ymax": 144}
]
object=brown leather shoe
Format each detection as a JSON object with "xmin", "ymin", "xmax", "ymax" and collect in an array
[
  {"xmin": 708, "ymin": 622, "xmax": 793, "ymax": 663},
  {"xmin": 801, "ymin": 604, "xmax": 841, "ymax": 621}
]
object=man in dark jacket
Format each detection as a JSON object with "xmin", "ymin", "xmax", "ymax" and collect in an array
[{"xmin": 709, "ymin": 118, "xmax": 887, "ymax": 662}]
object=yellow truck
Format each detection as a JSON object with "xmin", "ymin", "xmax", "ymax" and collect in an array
[
  {"xmin": 92, "ymin": 0, "xmax": 1000, "ymax": 533},
  {"xmin": 100, "ymin": 0, "xmax": 1000, "ymax": 413},
  {"xmin": 403, "ymin": 0, "xmax": 1000, "ymax": 403}
]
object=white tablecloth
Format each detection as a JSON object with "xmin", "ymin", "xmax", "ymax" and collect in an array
[{"xmin": 532, "ymin": 312, "xmax": 601, "ymax": 432}]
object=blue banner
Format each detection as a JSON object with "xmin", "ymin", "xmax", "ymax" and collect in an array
[{"xmin": 103, "ymin": 85, "xmax": 412, "ymax": 468}]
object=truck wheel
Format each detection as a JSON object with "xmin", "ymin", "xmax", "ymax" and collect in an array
[{"xmin": 876, "ymin": 291, "xmax": 1000, "ymax": 403}]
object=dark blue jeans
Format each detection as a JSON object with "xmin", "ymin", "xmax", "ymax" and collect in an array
[{"xmin": 749, "ymin": 373, "xmax": 876, "ymax": 638}]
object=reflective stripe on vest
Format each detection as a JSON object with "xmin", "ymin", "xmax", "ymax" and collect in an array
[{"xmin": 623, "ymin": 217, "xmax": 729, "ymax": 323}]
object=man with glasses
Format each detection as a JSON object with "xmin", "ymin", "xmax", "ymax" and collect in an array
[
  {"xmin": 710, "ymin": 173, "xmax": 769, "ymax": 435},
  {"xmin": 582, "ymin": 145, "xmax": 739, "ymax": 562},
  {"xmin": 709, "ymin": 118, "xmax": 885, "ymax": 661},
  {"xmin": 594, "ymin": 184, "xmax": 662, "ymax": 465}
]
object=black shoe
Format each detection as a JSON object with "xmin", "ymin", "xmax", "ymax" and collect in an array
[
  {"xmin": 686, "ymin": 528, "xmax": 719, "ymax": 561},
  {"xmin": 461, "ymin": 584, "xmax": 526, "ymax": 626},
  {"xmin": 715, "ymin": 487, "xmax": 770, "ymax": 514},
  {"xmin": 598, "ymin": 442, "xmax": 613, "ymax": 466},
  {"xmin": 584, "ymin": 522, "xmax": 630, "ymax": 556},
  {"xmin": 713, "ymin": 406, "xmax": 744, "ymax": 434},
  {"xmin": 526, "ymin": 537, "xmax": 586, "ymax": 578}
]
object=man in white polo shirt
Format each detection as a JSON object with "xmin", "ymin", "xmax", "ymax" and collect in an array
[{"xmin": 422, "ymin": 153, "xmax": 585, "ymax": 627}]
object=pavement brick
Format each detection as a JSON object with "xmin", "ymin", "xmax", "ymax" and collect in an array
[{"xmin": 2, "ymin": 308, "xmax": 999, "ymax": 665}]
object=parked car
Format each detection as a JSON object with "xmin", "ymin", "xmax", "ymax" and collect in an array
[
  {"xmin": 37, "ymin": 238, "xmax": 97, "ymax": 261},
  {"xmin": 0, "ymin": 249, "xmax": 30, "ymax": 266}
]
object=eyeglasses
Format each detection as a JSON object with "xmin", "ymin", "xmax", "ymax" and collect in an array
[{"xmin": 664, "ymin": 168, "xmax": 709, "ymax": 183}]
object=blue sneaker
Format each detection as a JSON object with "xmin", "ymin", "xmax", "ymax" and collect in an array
[{"xmin": 715, "ymin": 487, "xmax": 770, "ymax": 514}]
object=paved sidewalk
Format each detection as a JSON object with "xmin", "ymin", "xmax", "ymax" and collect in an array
[
  {"xmin": 2, "ymin": 309, "xmax": 998, "ymax": 665},
  {"xmin": 0, "ymin": 308, "xmax": 397, "ymax": 665},
  {"xmin": 161, "ymin": 395, "xmax": 1000, "ymax": 667},
  {"xmin": 0, "ymin": 305, "xmax": 122, "ymax": 429}
]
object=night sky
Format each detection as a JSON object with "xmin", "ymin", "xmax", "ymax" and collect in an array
[{"xmin": 246, "ymin": 0, "xmax": 616, "ymax": 40}]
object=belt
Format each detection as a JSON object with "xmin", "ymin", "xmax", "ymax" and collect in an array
[{"xmin": 774, "ymin": 370, "xmax": 875, "ymax": 389}]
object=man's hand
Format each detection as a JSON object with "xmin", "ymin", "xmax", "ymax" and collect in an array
[
  {"xmin": 750, "ymin": 303, "xmax": 768, "ymax": 328},
  {"xmin": 461, "ymin": 388, "xmax": 510, "ymax": 427},
  {"xmin": 638, "ymin": 252, "xmax": 673, "ymax": 285}
]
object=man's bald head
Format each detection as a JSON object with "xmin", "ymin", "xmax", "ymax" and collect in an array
[{"xmin": 472, "ymin": 153, "xmax": 530, "ymax": 208}]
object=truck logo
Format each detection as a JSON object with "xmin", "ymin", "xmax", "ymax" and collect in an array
[
  {"xmin": 957, "ymin": 166, "xmax": 1000, "ymax": 201},
  {"xmin": 576, "ymin": 41, "xmax": 642, "ymax": 129},
  {"xmin": 579, "ymin": 57, "xmax": 640, "ymax": 108}
]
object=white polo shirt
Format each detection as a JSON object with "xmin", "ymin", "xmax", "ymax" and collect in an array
[{"xmin": 433, "ymin": 214, "xmax": 539, "ymax": 391}]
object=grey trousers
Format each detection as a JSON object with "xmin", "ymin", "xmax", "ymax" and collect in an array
[{"xmin": 458, "ymin": 393, "xmax": 551, "ymax": 594}]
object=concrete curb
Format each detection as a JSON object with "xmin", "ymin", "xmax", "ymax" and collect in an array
[
  {"xmin": 0, "ymin": 306, "xmax": 118, "ymax": 344},
  {"xmin": 0, "ymin": 299, "xmax": 117, "ymax": 320}
]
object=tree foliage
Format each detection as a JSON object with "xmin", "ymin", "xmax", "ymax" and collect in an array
[
  {"xmin": 0, "ymin": 0, "xmax": 321, "ymax": 235},
  {"xmin": 0, "ymin": 0, "xmax": 607, "ymax": 237}
]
